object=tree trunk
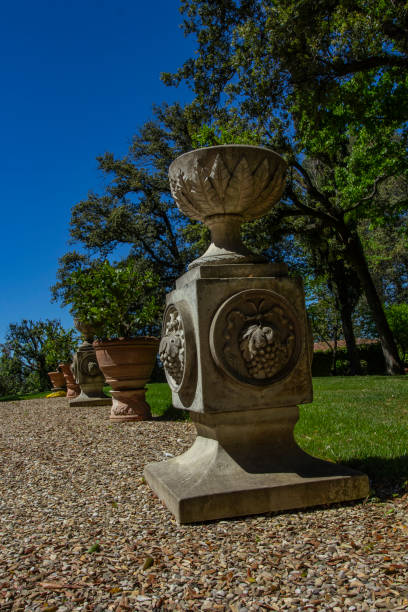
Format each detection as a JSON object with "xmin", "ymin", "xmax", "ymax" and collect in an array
[
  {"xmin": 331, "ymin": 325, "xmax": 338, "ymax": 375},
  {"xmin": 340, "ymin": 302, "xmax": 361, "ymax": 375},
  {"xmin": 331, "ymin": 262, "xmax": 362, "ymax": 375},
  {"xmin": 343, "ymin": 227, "xmax": 404, "ymax": 375}
]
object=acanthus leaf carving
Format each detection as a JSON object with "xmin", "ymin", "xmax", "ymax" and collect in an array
[
  {"xmin": 192, "ymin": 165, "xmax": 220, "ymax": 215},
  {"xmin": 252, "ymin": 158, "xmax": 270, "ymax": 199},
  {"xmin": 209, "ymin": 153, "xmax": 230, "ymax": 203},
  {"xmin": 225, "ymin": 156, "xmax": 253, "ymax": 212},
  {"xmin": 250, "ymin": 165, "xmax": 287, "ymax": 218}
]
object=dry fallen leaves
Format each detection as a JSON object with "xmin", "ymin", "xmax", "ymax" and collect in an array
[{"xmin": 0, "ymin": 398, "xmax": 407, "ymax": 611}]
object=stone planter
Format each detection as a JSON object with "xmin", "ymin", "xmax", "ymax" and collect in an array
[
  {"xmin": 168, "ymin": 144, "xmax": 287, "ymax": 269},
  {"xmin": 144, "ymin": 145, "xmax": 369, "ymax": 523},
  {"xmin": 93, "ymin": 338, "xmax": 159, "ymax": 422},
  {"xmin": 70, "ymin": 320, "xmax": 112, "ymax": 408},
  {"xmin": 47, "ymin": 371, "xmax": 66, "ymax": 391},
  {"xmin": 59, "ymin": 363, "xmax": 80, "ymax": 398}
]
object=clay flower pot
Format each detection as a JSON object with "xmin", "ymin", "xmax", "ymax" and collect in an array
[
  {"xmin": 47, "ymin": 371, "xmax": 66, "ymax": 391},
  {"xmin": 93, "ymin": 338, "xmax": 160, "ymax": 421},
  {"xmin": 59, "ymin": 362, "xmax": 80, "ymax": 398}
]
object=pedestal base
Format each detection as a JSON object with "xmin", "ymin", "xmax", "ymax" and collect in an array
[
  {"xmin": 144, "ymin": 407, "xmax": 369, "ymax": 524},
  {"xmin": 110, "ymin": 389, "xmax": 152, "ymax": 422},
  {"xmin": 69, "ymin": 394, "xmax": 112, "ymax": 407}
]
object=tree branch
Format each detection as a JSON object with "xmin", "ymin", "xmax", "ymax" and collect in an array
[
  {"xmin": 325, "ymin": 54, "xmax": 408, "ymax": 77},
  {"xmin": 291, "ymin": 160, "xmax": 335, "ymax": 209},
  {"xmin": 344, "ymin": 175, "xmax": 388, "ymax": 213},
  {"xmin": 285, "ymin": 184, "xmax": 340, "ymax": 227}
]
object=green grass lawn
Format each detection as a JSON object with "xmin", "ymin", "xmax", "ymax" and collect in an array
[
  {"xmin": 297, "ymin": 376, "xmax": 408, "ymax": 491},
  {"xmin": 0, "ymin": 389, "xmax": 51, "ymax": 402},
  {"xmin": 2, "ymin": 376, "xmax": 407, "ymax": 494},
  {"xmin": 146, "ymin": 376, "xmax": 408, "ymax": 493}
]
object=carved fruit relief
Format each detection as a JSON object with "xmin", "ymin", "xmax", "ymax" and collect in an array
[
  {"xmin": 210, "ymin": 289, "xmax": 301, "ymax": 386},
  {"xmin": 159, "ymin": 307, "xmax": 185, "ymax": 389},
  {"xmin": 72, "ymin": 344, "xmax": 104, "ymax": 384},
  {"xmin": 240, "ymin": 323, "xmax": 292, "ymax": 379}
]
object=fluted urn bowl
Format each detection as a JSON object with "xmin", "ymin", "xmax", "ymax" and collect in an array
[{"xmin": 169, "ymin": 145, "xmax": 287, "ymax": 268}]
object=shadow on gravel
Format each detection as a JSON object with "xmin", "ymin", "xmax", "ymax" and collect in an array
[
  {"xmin": 152, "ymin": 404, "xmax": 190, "ymax": 422},
  {"xmin": 344, "ymin": 455, "xmax": 408, "ymax": 499}
]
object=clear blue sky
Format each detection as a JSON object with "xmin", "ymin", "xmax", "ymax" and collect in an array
[{"xmin": 0, "ymin": 0, "xmax": 194, "ymax": 341}]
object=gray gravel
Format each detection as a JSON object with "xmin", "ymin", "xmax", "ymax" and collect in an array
[{"xmin": 0, "ymin": 398, "xmax": 407, "ymax": 611}]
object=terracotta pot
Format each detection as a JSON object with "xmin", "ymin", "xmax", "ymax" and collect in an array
[
  {"xmin": 93, "ymin": 338, "xmax": 159, "ymax": 421},
  {"xmin": 47, "ymin": 371, "xmax": 66, "ymax": 391},
  {"xmin": 59, "ymin": 362, "xmax": 80, "ymax": 398}
]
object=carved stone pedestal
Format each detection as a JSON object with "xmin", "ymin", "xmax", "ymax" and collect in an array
[
  {"xmin": 70, "ymin": 341, "xmax": 111, "ymax": 407},
  {"xmin": 145, "ymin": 263, "xmax": 369, "ymax": 522},
  {"xmin": 145, "ymin": 406, "xmax": 369, "ymax": 524},
  {"xmin": 144, "ymin": 145, "xmax": 369, "ymax": 523}
]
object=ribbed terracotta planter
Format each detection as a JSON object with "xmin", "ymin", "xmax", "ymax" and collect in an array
[
  {"xmin": 47, "ymin": 371, "xmax": 66, "ymax": 391},
  {"xmin": 93, "ymin": 338, "xmax": 159, "ymax": 421},
  {"xmin": 59, "ymin": 363, "xmax": 80, "ymax": 398}
]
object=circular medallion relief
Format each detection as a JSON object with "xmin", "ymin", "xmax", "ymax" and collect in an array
[
  {"xmin": 159, "ymin": 303, "xmax": 196, "ymax": 395},
  {"xmin": 78, "ymin": 350, "xmax": 101, "ymax": 377},
  {"xmin": 210, "ymin": 289, "xmax": 301, "ymax": 386}
]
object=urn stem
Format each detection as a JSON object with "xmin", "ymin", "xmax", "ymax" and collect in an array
[{"xmin": 189, "ymin": 213, "xmax": 266, "ymax": 269}]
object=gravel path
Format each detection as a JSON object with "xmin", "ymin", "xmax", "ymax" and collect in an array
[{"xmin": 0, "ymin": 399, "xmax": 407, "ymax": 611}]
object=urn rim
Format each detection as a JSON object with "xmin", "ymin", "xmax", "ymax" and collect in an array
[{"xmin": 169, "ymin": 144, "xmax": 288, "ymax": 175}]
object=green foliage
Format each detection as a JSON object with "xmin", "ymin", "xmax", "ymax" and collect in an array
[
  {"xmin": 307, "ymin": 283, "xmax": 341, "ymax": 346},
  {"xmin": 386, "ymin": 303, "xmax": 408, "ymax": 364},
  {"xmin": 190, "ymin": 121, "xmax": 264, "ymax": 148},
  {"xmin": 0, "ymin": 351, "xmax": 25, "ymax": 397},
  {"xmin": 86, "ymin": 542, "xmax": 101, "ymax": 554},
  {"xmin": 170, "ymin": 0, "xmax": 408, "ymax": 141},
  {"xmin": 312, "ymin": 343, "xmax": 385, "ymax": 377},
  {"xmin": 0, "ymin": 319, "xmax": 78, "ymax": 393},
  {"xmin": 66, "ymin": 260, "xmax": 160, "ymax": 339},
  {"xmin": 52, "ymin": 103, "xmax": 199, "ymax": 309},
  {"xmin": 164, "ymin": 0, "xmax": 407, "ymax": 374},
  {"xmin": 361, "ymin": 216, "xmax": 408, "ymax": 305}
]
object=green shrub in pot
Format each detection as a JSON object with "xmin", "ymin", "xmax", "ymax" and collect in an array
[
  {"xmin": 65, "ymin": 260, "xmax": 161, "ymax": 421},
  {"xmin": 65, "ymin": 260, "xmax": 160, "ymax": 339}
]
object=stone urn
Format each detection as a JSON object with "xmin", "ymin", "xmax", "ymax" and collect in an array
[
  {"xmin": 93, "ymin": 338, "xmax": 159, "ymax": 422},
  {"xmin": 47, "ymin": 370, "xmax": 66, "ymax": 391},
  {"xmin": 59, "ymin": 362, "xmax": 80, "ymax": 398},
  {"xmin": 144, "ymin": 145, "xmax": 369, "ymax": 523},
  {"xmin": 70, "ymin": 320, "xmax": 112, "ymax": 408},
  {"xmin": 169, "ymin": 144, "xmax": 287, "ymax": 268}
]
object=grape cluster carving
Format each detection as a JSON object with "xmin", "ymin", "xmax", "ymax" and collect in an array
[
  {"xmin": 159, "ymin": 310, "xmax": 185, "ymax": 387},
  {"xmin": 218, "ymin": 293, "xmax": 299, "ymax": 385},
  {"xmin": 239, "ymin": 323, "xmax": 289, "ymax": 379}
]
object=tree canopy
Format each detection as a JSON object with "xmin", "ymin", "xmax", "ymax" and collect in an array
[
  {"xmin": 160, "ymin": 0, "xmax": 408, "ymax": 373},
  {"xmin": 166, "ymin": 0, "xmax": 408, "ymax": 137},
  {"xmin": 52, "ymin": 103, "xmax": 201, "ymax": 310},
  {"xmin": 0, "ymin": 319, "xmax": 78, "ymax": 394},
  {"xmin": 52, "ymin": 1, "xmax": 408, "ymax": 375}
]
